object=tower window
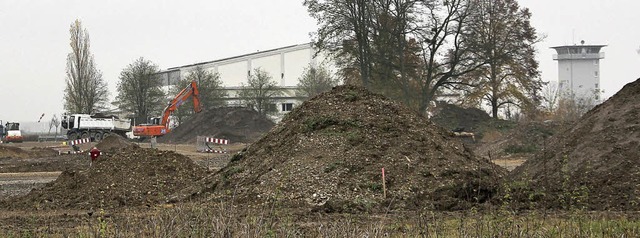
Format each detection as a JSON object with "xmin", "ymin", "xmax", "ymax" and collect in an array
[
  {"xmin": 594, "ymin": 60, "xmax": 598, "ymax": 65},
  {"xmin": 595, "ymin": 71, "xmax": 598, "ymax": 77}
]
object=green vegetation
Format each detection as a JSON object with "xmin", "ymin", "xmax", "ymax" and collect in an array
[{"xmin": 504, "ymin": 144, "xmax": 537, "ymax": 154}]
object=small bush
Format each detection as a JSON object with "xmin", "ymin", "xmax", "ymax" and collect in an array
[{"xmin": 504, "ymin": 144, "xmax": 537, "ymax": 154}]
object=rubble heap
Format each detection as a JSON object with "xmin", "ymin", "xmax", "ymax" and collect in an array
[
  {"xmin": 3, "ymin": 147, "xmax": 209, "ymax": 210},
  {"xmin": 179, "ymin": 85, "xmax": 506, "ymax": 212},
  {"xmin": 96, "ymin": 134, "xmax": 137, "ymax": 152},
  {"xmin": 158, "ymin": 107, "xmax": 275, "ymax": 144},
  {"xmin": 506, "ymin": 78, "xmax": 640, "ymax": 210}
]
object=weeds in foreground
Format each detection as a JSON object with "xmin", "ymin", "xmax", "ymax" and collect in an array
[{"xmin": 1, "ymin": 203, "xmax": 639, "ymax": 237}]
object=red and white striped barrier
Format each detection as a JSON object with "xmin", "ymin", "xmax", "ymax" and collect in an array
[
  {"xmin": 205, "ymin": 137, "xmax": 229, "ymax": 145},
  {"xmin": 69, "ymin": 138, "xmax": 91, "ymax": 145},
  {"xmin": 197, "ymin": 136, "xmax": 230, "ymax": 153},
  {"xmin": 203, "ymin": 149, "xmax": 227, "ymax": 154}
]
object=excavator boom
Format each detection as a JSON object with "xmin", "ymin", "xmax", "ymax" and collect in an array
[{"xmin": 133, "ymin": 80, "xmax": 202, "ymax": 137}]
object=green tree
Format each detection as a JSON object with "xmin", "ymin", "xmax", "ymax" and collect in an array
[
  {"xmin": 239, "ymin": 68, "xmax": 283, "ymax": 117},
  {"xmin": 114, "ymin": 57, "xmax": 166, "ymax": 124},
  {"xmin": 172, "ymin": 66, "xmax": 227, "ymax": 125},
  {"xmin": 296, "ymin": 64, "xmax": 340, "ymax": 98},
  {"xmin": 460, "ymin": 0, "xmax": 543, "ymax": 118},
  {"xmin": 63, "ymin": 19, "xmax": 109, "ymax": 114}
]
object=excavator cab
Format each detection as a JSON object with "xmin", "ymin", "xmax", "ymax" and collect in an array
[{"xmin": 150, "ymin": 117, "xmax": 162, "ymax": 125}]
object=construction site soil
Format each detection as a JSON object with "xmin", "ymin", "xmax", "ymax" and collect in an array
[
  {"xmin": 2, "ymin": 146, "xmax": 209, "ymax": 211},
  {"xmin": 505, "ymin": 78, "xmax": 640, "ymax": 211},
  {"xmin": 0, "ymin": 145, "xmax": 59, "ymax": 160},
  {"xmin": 95, "ymin": 134, "xmax": 139, "ymax": 152},
  {"xmin": 1, "ymin": 81, "xmax": 640, "ymax": 233},
  {"xmin": 157, "ymin": 106, "xmax": 275, "ymax": 144},
  {"xmin": 173, "ymin": 85, "xmax": 507, "ymax": 213}
]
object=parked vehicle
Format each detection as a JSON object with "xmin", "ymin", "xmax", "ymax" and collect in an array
[
  {"xmin": 0, "ymin": 121, "xmax": 23, "ymax": 143},
  {"xmin": 61, "ymin": 114, "xmax": 131, "ymax": 141}
]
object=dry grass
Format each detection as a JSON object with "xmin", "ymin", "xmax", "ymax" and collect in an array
[{"xmin": 2, "ymin": 203, "xmax": 639, "ymax": 237}]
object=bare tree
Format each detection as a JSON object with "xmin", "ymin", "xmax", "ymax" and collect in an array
[
  {"xmin": 63, "ymin": 19, "xmax": 109, "ymax": 114},
  {"xmin": 296, "ymin": 63, "xmax": 340, "ymax": 98},
  {"xmin": 413, "ymin": 0, "xmax": 487, "ymax": 114},
  {"xmin": 48, "ymin": 114, "xmax": 60, "ymax": 136},
  {"xmin": 114, "ymin": 57, "xmax": 166, "ymax": 125},
  {"xmin": 304, "ymin": 0, "xmax": 375, "ymax": 88},
  {"xmin": 541, "ymin": 81, "xmax": 560, "ymax": 116},
  {"xmin": 172, "ymin": 66, "xmax": 227, "ymax": 125},
  {"xmin": 239, "ymin": 68, "xmax": 283, "ymax": 117},
  {"xmin": 554, "ymin": 89, "xmax": 599, "ymax": 122}
]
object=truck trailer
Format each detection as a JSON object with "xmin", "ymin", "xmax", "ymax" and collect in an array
[{"xmin": 61, "ymin": 114, "xmax": 131, "ymax": 141}]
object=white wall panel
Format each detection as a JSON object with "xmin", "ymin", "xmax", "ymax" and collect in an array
[
  {"xmin": 283, "ymin": 49, "xmax": 312, "ymax": 87},
  {"xmin": 217, "ymin": 61, "xmax": 248, "ymax": 87},
  {"xmin": 251, "ymin": 54, "xmax": 282, "ymax": 85}
]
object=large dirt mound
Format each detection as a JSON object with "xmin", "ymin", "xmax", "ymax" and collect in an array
[
  {"xmin": 3, "ymin": 147, "xmax": 209, "ymax": 210},
  {"xmin": 158, "ymin": 107, "xmax": 275, "ymax": 144},
  {"xmin": 96, "ymin": 134, "xmax": 137, "ymax": 152},
  {"xmin": 177, "ymin": 85, "xmax": 506, "ymax": 212},
  {"xmin": 505, "ymin": 78, "xmax": 640, "ymax": 210}
]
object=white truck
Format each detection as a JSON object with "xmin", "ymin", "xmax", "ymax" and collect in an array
[{"xmin": 61, "ymin": 114, "xmax": 131, "ymax": 141}]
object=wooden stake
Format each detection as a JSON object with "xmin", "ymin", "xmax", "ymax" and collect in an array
[{"xmin": 382, "ymin": 167, "xmax": 386, "ymax": 199}]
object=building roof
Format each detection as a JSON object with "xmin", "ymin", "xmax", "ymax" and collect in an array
[
  {"xmin": 550, "ymin": 44, "xmax": 607, "ymax": 49},
  {"xmin": 167, "ymin": 43, "xmax": 313, "ymax": 70}
]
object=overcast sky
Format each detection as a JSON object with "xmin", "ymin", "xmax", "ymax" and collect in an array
[{"xmin": 2, "ymin": 0, "xmax": 639, "ymax": 123}]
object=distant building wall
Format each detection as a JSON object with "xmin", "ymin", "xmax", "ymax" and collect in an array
[{"xmin": 157, "ymin": 43, "xmax": 336, "ymax": 122}]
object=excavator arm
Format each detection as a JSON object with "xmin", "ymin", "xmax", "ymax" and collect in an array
[
  {"xmin": 159, "ymin": 80, "xmax": 202, "ymax": 128},
  {"xmin": 133, "ymin": 80, "xmax": 202, "ymax": 137}
]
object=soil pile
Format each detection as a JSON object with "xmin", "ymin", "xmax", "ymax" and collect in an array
[
  {"xmin": 158, "ymin": 107, "xmax": 275, "ymax": 144},
  {"xmin": 474, "ymin": 120, "xmax": 570, "ymax": 160},
  {"xmin": 0, "ymin": 145, "xmax": 58, "ymax": 159},
  {"xmin": 178, "ymin": 85, "xmax": 506, "ymax": 212},
  {"xmin": 506, "ymin": 78, "xmax": 640, "ymax": 210},
  {"xmin": 430, "ymin": 103, "xmax": 515, "ymax": 144},
  {"xmin": 0, "ymin": 145, "xmax": 31, "ymax": 159},
  {"xmin": 96, "ymin": 134, "xmax": 137, "ymax": 152},
  {"xmin": 3, "ymin": 147, "xmax": 209, "ymax": 210},
  {"xmin": 430, "ymin": 102, "xmax": 492, "ymax": 132}
]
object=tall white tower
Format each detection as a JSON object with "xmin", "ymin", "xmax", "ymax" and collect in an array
[{"xmin": 552, "ymin": 41, "xmax": 606, "ymax": 101}]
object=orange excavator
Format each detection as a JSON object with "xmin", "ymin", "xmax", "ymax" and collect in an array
[{"xmin": 133, "ymin": 80, "xmax": 202, "ymax": 137}]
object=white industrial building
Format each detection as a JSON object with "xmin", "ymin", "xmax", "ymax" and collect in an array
[
  {"xmin": 552, "ymin": 42, "xmax": 606, "ymax": 101},
  {"xmin": 156, "ymin": 43, "xmax": 336, "ymax": 121}
]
